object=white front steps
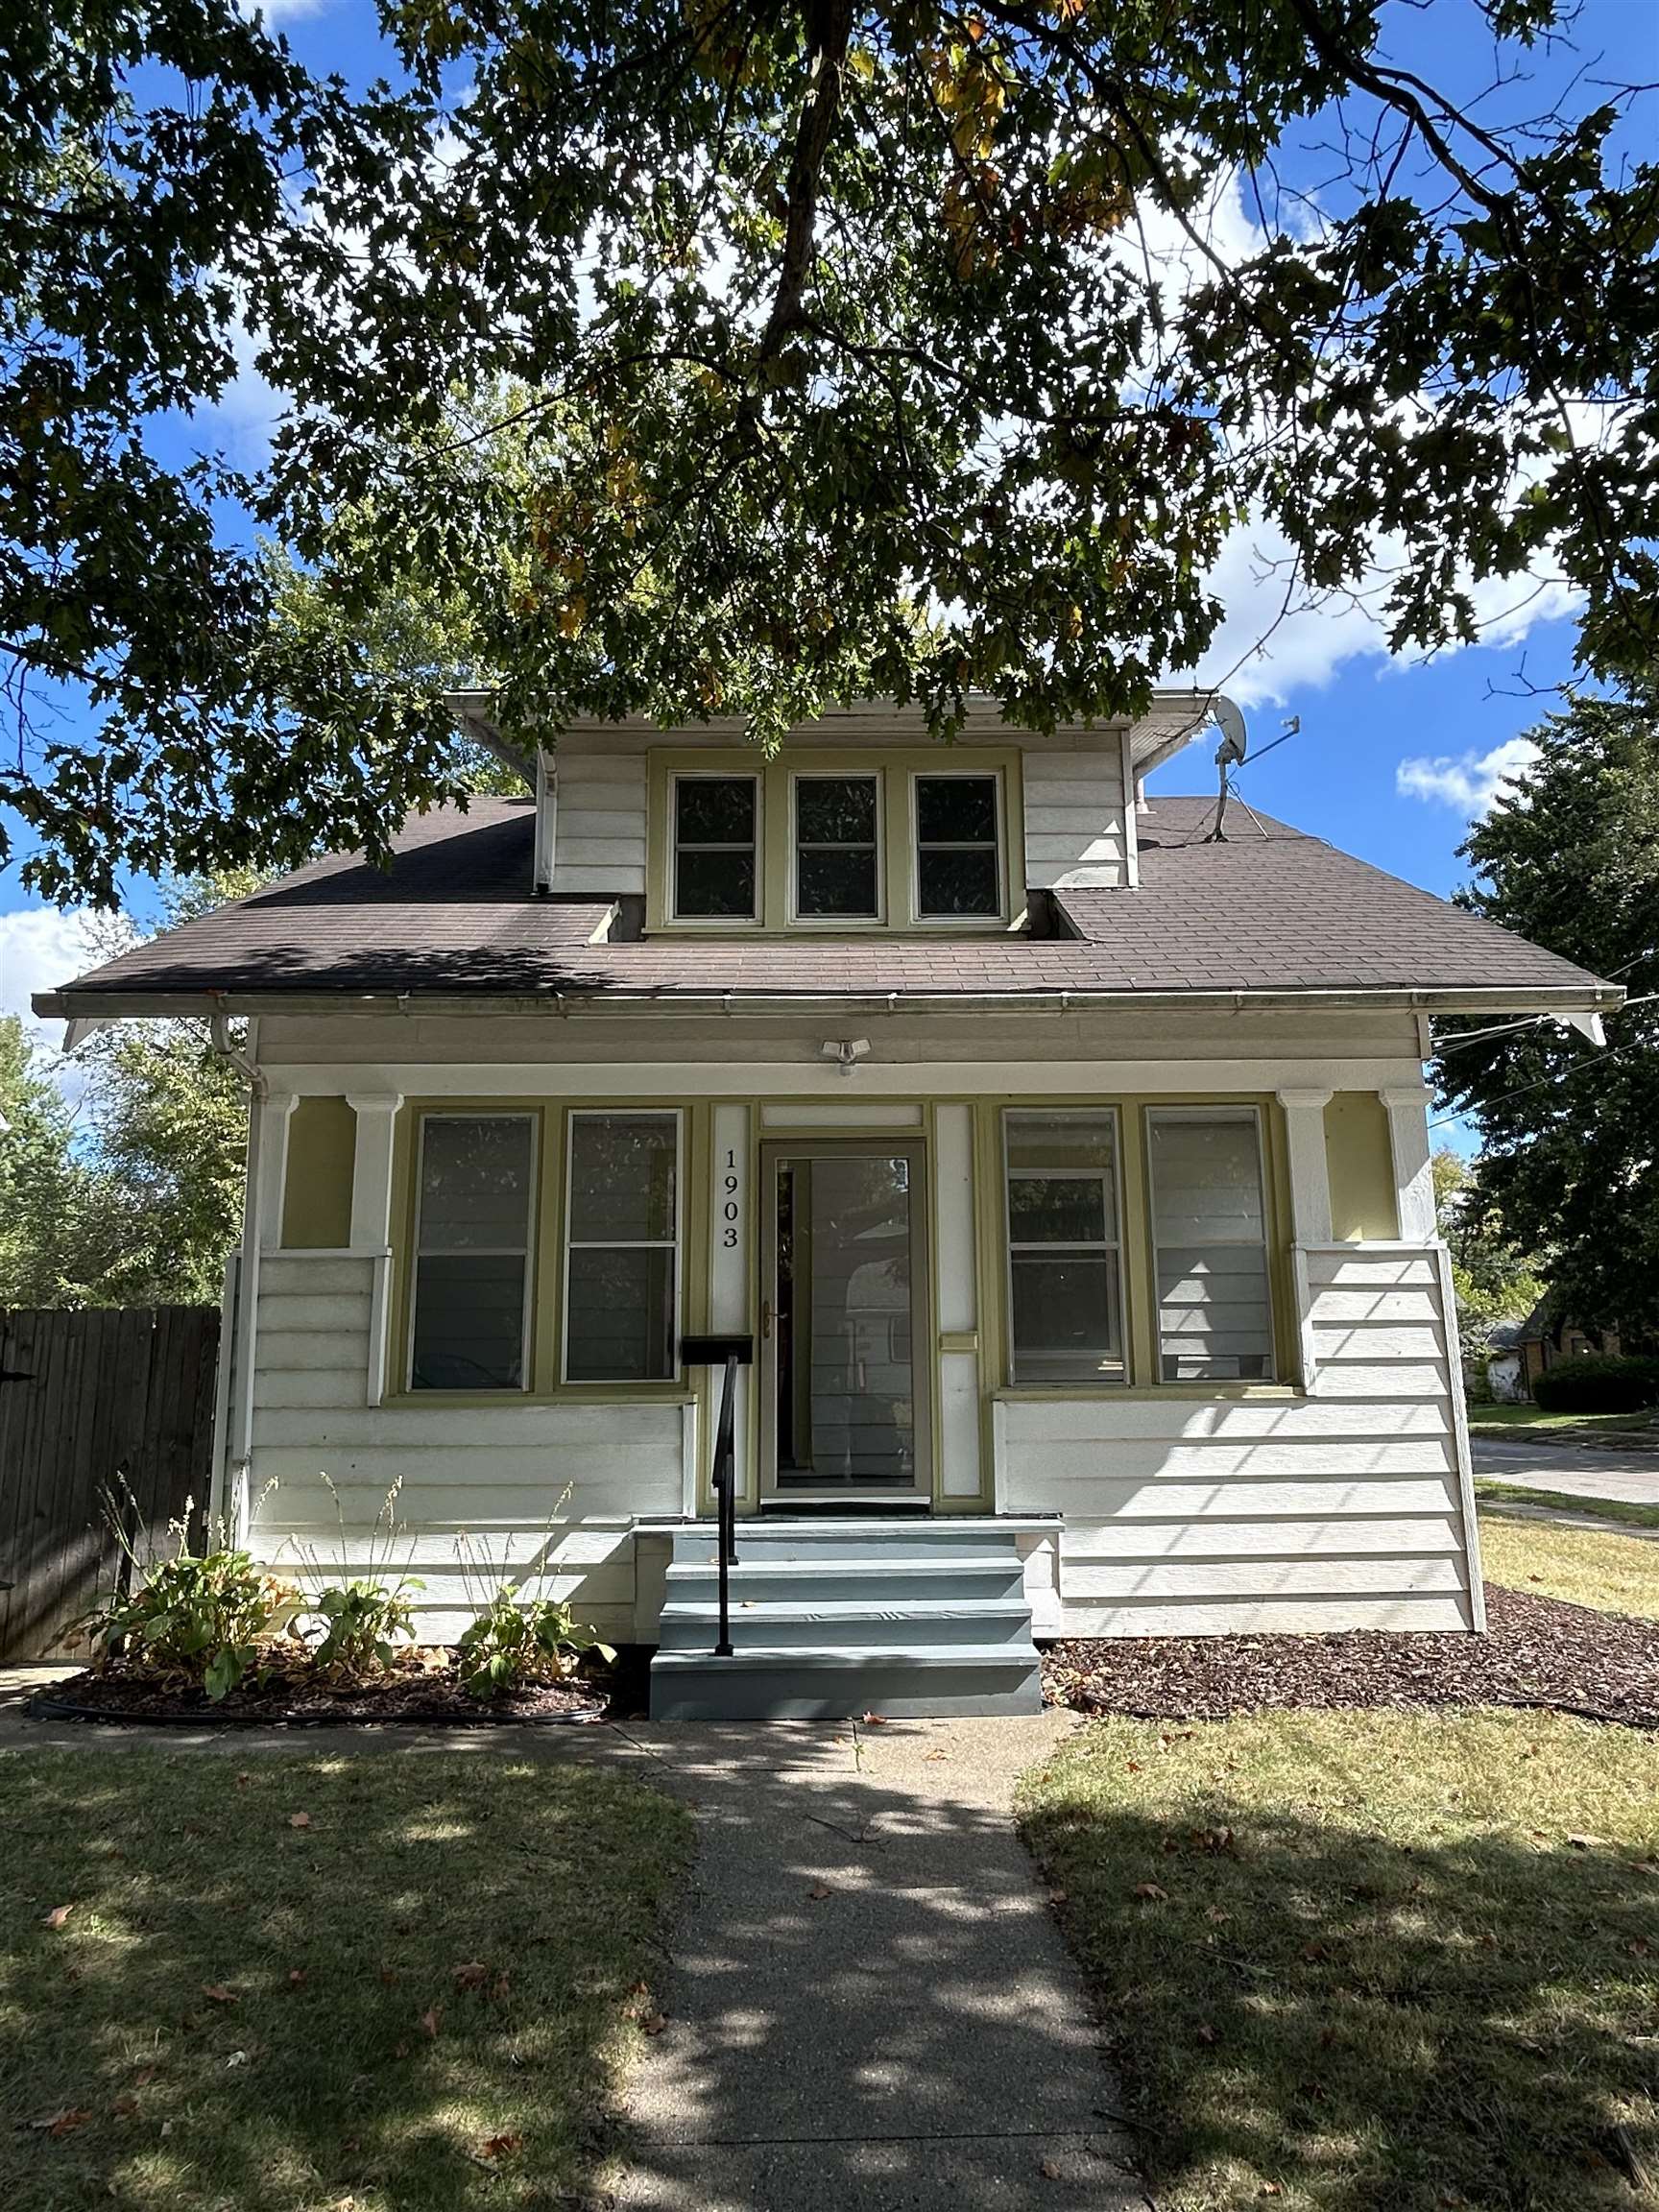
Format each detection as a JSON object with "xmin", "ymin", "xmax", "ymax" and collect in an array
[{"xmin": 647, "ymin": 1520, "xmax": 1043, "ymax": 1720}]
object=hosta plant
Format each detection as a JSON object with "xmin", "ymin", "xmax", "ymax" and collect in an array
[
  {"xmin": 84, "ymin": 1525, "xmax": 300, "ymax": 1702},
  {"xmin": 455, "ymin": 1585, "xmax": 615, "ymax": 1701},
  {"xmin": 305, "ymin": 1575, "xmax": 423, "ymax": 1677}
]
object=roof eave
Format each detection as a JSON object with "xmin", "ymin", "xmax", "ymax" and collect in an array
[{"xmin": 33, "ymin": 980, "xmax": 1625, "ymax": 1022}]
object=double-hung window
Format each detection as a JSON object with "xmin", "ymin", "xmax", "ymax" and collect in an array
[
  {"xmin": 410, "ymin": 1115, "xmax": 536, "ymax": 1391},
  {"xmin": 1003, "ymin": 1111, "xmax": 1125, "ymax": 1384},
  {"xmin": 672, "ymin": 774, "xmax": 757, "ymax": 920},
  {"xmin": 564, "ymin": 1111, "xmax": 680, "ymax": 1382},
  {"xmin": 793, "ymin": 775, "xmax": 880, "ymax": 919},
  {"xmin": 914, "ymin": 773, "xmax": 1001, "ymax": 918},
  {"xmin": 1147, "ymin": 1107, "xmax": 1274, "ymax": 1381}
]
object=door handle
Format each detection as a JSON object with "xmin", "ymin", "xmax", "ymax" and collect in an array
[{"xmin": 760, "ymin": 1299, "xmax": 773, "ymax": 1341}]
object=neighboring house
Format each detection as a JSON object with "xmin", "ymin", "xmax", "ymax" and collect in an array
[
  {"xmin": 36, "ymin": 699, "xmax": 1622, "ymax": 1717},
  {"xmin": 1480, "ymin": 1317, "xmax": 1528, "ymax": 1405},
  {"xmin": 1513, "ymin": 1292, "xmax": 1625, "ymax": 1396}
]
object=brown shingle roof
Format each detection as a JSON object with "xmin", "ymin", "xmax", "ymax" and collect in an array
[{"xmin": 36, "ymin": 794, "xmax": 1613, "ymax": 1010}]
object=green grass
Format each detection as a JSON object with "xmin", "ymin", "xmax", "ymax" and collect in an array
[
  {"xmin": 1479, "ymin": 1508, "xmax": 1659, "ymax": 1621},
  {"xmin": 0, "ymin": 1750, "xmax": 690, "ymax": 2212},
  {"xmin": 1475, "ymin": 1477, "xmax": 1659, "ymax": 1531},
  {"xmin": 1467, "ymin": 1402, "xmax": 1654, "ymax": 1434},
  {"xmin": 1020, "ymin": 1709, "xmax": 1659, "ymax": 2212}
]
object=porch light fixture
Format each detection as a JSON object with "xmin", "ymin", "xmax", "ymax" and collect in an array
[{"xmin": 821, "ymin": 1037, "xmax": 871, "ymax": 1075}]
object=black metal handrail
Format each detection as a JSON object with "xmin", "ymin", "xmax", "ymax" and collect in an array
[{"xmin": 679, "ymin": 1334, "xmax": 753, "ymax": 1661}]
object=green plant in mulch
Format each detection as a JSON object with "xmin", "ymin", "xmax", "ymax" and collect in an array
[
  {"xmin": 81, "ymin": 1504, "xmax": 300, "ymax": 1703},
  {"xmin": 455, "ymin": 1585, "xmax": 615, "ymax": 1701},
  {"xmin": 304, "ymin": 1575, "xmax": 424, "ymax": 1675}
]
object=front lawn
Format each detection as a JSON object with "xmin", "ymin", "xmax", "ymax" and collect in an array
[
  {"xmin": 1021, "ymin": 1709, "xmax": 1659, "ymax": 2212},
  {"xmin": 1468, "ymin": 1403, "xmax": 1655, "ymax": 1436},
  {"xmin": 0, "ymin": 1750, "xmax": 689, "ymax": 2212},
  {"xmin": 1479, "ymin": 1507, "xmax": 1659, "ymax": 1620}
]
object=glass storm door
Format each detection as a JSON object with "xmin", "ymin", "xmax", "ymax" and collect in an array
[{"xmin": 758, "ymin": 1143, "xmax": 930, "ymax": 1502}]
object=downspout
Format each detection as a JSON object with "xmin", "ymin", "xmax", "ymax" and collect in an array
[{"xmin": 209, "ymin": 1012, "xmax": 267, "ymax": 1542}]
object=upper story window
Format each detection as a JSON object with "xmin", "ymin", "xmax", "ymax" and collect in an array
[
  {"xmin": 915, "ymin": 774, "xmax": 1001, "ymax": 918},
  {"xmin": 1146, "ymin": 1107, "xmax": 1273, "ymax": 1382},
  {"xmin": 794, "ymin": 775, "xmax": 880, "ymax": 920},
  {"xmin": 672, "ymin": 774, "xmax": 757, "ymax": 920},
  {"xmin": 410, "ymin": 1114, "xmax": 536, "ymax": 1391},
  {"xmin": 1003, "ymin": 1110, "xmax": 1125, "ymax": 1385}
]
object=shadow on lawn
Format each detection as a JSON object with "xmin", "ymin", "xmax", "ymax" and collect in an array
[
  {"xmin": 0, "ymin": 1746, "xmax": 686, "ymax": 2212},
  {"xmin": 1021, "ymin": 1785, "xmax": 1658, "ymax": 2211}
]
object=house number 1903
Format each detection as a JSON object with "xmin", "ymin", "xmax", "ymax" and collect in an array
[{"xmin": 721, "ymin": 1148, "xmax": 741, "ymax": 1250}]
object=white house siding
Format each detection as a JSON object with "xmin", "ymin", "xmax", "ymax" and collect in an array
[
  {"xmin": 1002, "ymin": 1246, "xmax": 1476, "ymax": 1636},
  {"xmin": 1022, "ymin": 742, "xmax": 1128, "ymax": 888},
  {"xmin": 552, "ymin": 751, "xmax": 649, "ymax": 896},
  {"xmin": 243, "ymin": 1252, "xmax": 683, "ymax": 1642}
]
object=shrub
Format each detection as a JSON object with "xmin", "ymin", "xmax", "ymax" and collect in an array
[
  {"xmin": 84, "ymin": 1523, "xmax": 300, "ymax": 1701},
  {"xmin": 305, "ymin": 1575, "xmax": 422, "ymax": 1676},
  {"xmin": 455, "ymin": 1585, "xmax": 615, "ymax": 1700},
  {"xmin": 1532, "ymin": 1354, "xmax": 1659, "ymax": 1413}
]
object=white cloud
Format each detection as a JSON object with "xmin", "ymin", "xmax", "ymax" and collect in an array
[
  {"xmin": 0, "ymin": 902, "xmax": 108, "ymax": 1090},
  {"xmin": 238, "ymin": 0, "xmax": 330, "ymax": 25},
  {"xmin": 1395, "ymin": 735, "xmax": 1541, "ymax": 816}
]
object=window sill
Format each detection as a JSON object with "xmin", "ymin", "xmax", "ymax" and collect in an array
[
  {"xmin": 383, "ymin": 1388, "xmax": 698, "ymax": 1409},
  {"xmin": 994, "ymin": 1383, "xmax": 1301, "ymax": 1404}
]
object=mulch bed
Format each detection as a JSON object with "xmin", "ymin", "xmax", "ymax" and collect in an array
[
  {"xmin": 34, "ymin": 1648, "xmax": 649, "ymax": 1727},
  {"xmin": 1043, "ymin": 1582, "xmax": 1659, "ymax": 1731}
]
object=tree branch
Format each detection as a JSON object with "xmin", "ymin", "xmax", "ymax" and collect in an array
[{"xmin": 757, "ymin": 0, "xmax": 854, "ymax": 358}]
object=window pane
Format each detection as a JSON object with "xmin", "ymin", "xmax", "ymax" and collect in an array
[
  {"xmin": 798, "ymin": 845, "xmax": 878, "ymax": 917},
  {"xmin": 1006, "ymin": 1114, "xmax": 1118, "ymax": 1235},
  {"xmin": 1148, "ymin": 1111, "xmax": 1272, "ymax": 1382},
  {"xmin": 918, "ymin": 846, "xmax": 1000, "ymax": 916},
  {"xmin": 1009, "ymin": 1175, "xmax": 1108, "ymax": 1244},
  {"xmin": 568, "ymin": 1115, "xmax": 677, "ymax": 1243},
  {"xmin": 676, "ymin": 849, "xmax": 755, "ymax": 918},
  {"xmin": 796, "ymin": 777, "xmax": 877, "ymax": 844},
  {"xmin": 1011, "ymin": 1256, "xmax": 1121, "ymax": 1382},
  {"xmin": 418, "ymin": 1117, "xmax": 533, "ymax": 1251},
  {"xmin": 412, "ymin": 1254, "xmax": 526, "ymax": 1389},
  {"xmin": 1148, "ymin": 1114, "xmax": 1265, "ymax": 1242},
  {"xmin": 676, "ymin": 777, "xmax": 754, "ymax": 845},
  {"xmin": 565, "ymin": 1247, "xmax": 676, "ymax": 1382},
  {"xmin": 917, "ymin": 775, "xmax": 997, "ymax": 843}
]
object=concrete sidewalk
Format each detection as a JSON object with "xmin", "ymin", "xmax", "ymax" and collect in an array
[{"xmin": 610, "ymin": 1713, "xmax": 1145, "ymax": 2212}]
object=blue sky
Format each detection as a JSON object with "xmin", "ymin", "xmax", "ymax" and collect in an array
[{"xmin": 3, "ymin": 0, "xmax": 1651, "ymax": 1155}]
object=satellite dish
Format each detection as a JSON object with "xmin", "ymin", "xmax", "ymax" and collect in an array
[{"xmin": 1212, "ymin": 696, "xmax": 1247, "ymax": 768}]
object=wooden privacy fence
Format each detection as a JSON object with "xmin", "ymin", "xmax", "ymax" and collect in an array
[{"xmin": 0, "ymin": 1308, "xmax": 221, "ymax": 1663}]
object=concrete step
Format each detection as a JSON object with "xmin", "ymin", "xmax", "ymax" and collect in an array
[
  {"xmin": 669, "ymin": 1523, "xmax": 1027, "ymax": 1566},
  {"xmin": 664, "ymin": 1557, "xmax": 1026, "ymax": 1605},
  {"xmin": 649, "ymin": 1646, "xmax": 1045, "ymax": 1722},
  {"xmin": 657, "ymin": 1598, "xmax": 1037, "ymax": 1652}
]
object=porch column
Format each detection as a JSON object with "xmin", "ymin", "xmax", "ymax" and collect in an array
[
  {"xmin": 933, "ymin": 1102, "xmax": 982, "ymax": 1503},
  {"xmin": 1275, "ymin": 1087, "xmax": 1334, "ymax": 1245},
  {"xmin": 347, "ymin": 1093, "xmax": 404, "ymax": 1407},
  {"xmin": 255, "ymin": 1091, "xmax": 298, "ymax": 1252},
  {"xmin": 1382, "ymin": 1084, "xmax": 1436, "ymax": 1242}
]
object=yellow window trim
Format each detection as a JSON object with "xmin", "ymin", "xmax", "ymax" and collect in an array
[{"xmin": 645, "ymin": 746, "xmax": 1026, "ymax": 934}]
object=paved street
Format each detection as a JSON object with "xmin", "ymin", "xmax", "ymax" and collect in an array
[{"xmin": 1472, "ymin": 1435, "xmax": 1659, "ymax": 1508}]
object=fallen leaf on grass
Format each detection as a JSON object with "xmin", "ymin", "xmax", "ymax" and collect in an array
[
  {"xmin": 225, "ymin": 2050, "xmax": 249, "ymax": 2070},
  {"xmin": 1196, "ymin": 2024, "xmax": 1217, "ymax": 2046},
  {"xmin": 131, "ymin": 2067, "xmax": 157, "ymax": 2088},
  {"xmin": 378, "ymin": 1967, "xmax": 399, "ymax": 1986},
  {"xmin": 418, "ymin": 2007, "xmax": 442, "ymax": 2040},
  {"xmin": 42, "ymin": 1904, "xmax": 73, "ymax": 1930},
  {"xmin": 477, "ymin": 2132, "xmax": 524, "ymax": 2161},
  {"xmin": 110, "ymin": 2096, "xmax": 139, "ymax": 2119},
  {"xmin": 640, "ymin": 2011, "xmax": 667, "ymax": 2036},
  {"xmin": 452, "ymin": 1960, "xmax": 490, "ymax": 1991},
  {"xmin": 287, "ymin": 1812, "xmax": 312, "ymax": 1830},
  {"xmin": 201, "ymin": 1984, "xmax": 239, "ymax": 2006},
  {"xmin": 860, "ymin": 1711, "xmax": 889, "ymax": 1725},
  {"xmin": 26, "ymin": 2108, "xmax": 93, "ymax": 2138},
  {"xmin": 1567, "ymin": 1833, "xmax": 1609, "ymax": 1851},
  {"xmin": 1039, "ymin": 2156, "xmax": 1066, "ymax": 2179},
  {"xmin": 1133, "ymin": 1883, "xmax": 1168, "ymax": 1903},
  {"xmin": 808, "ymin": 1884, "xmax": 833, "ymax": 1901},
  {"xmin": 287, "ymin": 1968, "xmax": 307, "ymax": 1987},
  {"xmin": 490, "ymin": 1970, "xmax": 512, "ymax": 2003}
]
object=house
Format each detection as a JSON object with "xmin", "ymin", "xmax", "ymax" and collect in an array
[
  {"xmin": 36, "ymin": 698, "xmax": 1622, "ymax": 1718},
  {"xmin": 1512, "ymin": 1292, "xmax": 1626, "ymax": 1396}
]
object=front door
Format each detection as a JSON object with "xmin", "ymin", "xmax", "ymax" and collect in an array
[{"xmin": 758, "ymin": 1142, "xmax": 931, "ymax": 1505}]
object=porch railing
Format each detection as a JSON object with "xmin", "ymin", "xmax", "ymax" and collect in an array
[{"xmin": 679, "ymin": 1334, "xmax": 754, "ymax": 1659}]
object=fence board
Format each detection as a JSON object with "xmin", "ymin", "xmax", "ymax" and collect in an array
[{"xmin": 0, "ymin": 1309, "xmax": 221, "ymax": 1662}]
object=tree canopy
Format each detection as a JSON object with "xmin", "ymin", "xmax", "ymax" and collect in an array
[
  {"xmin": 1435, "ymin": 685, "xmax": 1659, "ymax": 1340},
  {"xmin": 4, "ymin": 0, "xmax": 1656, "ymax": 902}
]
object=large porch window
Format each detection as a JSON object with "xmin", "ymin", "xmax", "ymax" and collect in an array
[
  {"xmin": 409, "ymin": 1114, "xmax": 536, "ymax": 1391},
  {"xmin": 563, "ymin": 1111, "xmax": 681, "ymax": 1382},
  {"xmin": 1147, "ymin": 1107, "xmax": 1274, "ymax": 1381},
  {"xmin": 1003, "ymin": 1110, "xmax": 1126, "ymax": 1385}
]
